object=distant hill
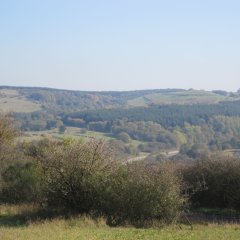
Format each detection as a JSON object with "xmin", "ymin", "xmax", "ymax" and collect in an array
[
  {"xmin": 0, "ymin": 86, "xmax": 239, "ymax": 113},
  {"xmin": 2, "ymin": 86, "xmax": 240, "ymax": 155}
]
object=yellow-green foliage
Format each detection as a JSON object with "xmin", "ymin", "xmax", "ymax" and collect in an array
[
  {"xmin": 0, "ymin": 116, "xmax": 20, "ymax": 174},
  {"xmin": 173, "ymin": 130, "xmax": 187, "ymax": 146},
  {"xmin": 0, "ymin": 115, "xmax": 17, "ymax": 145}
]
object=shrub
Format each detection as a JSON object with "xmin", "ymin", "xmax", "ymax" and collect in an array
[
  {"xmin": 0, "ymin": 162, "xmax": 43, "ymax": 203},
  {"xmin": 117, "ymin": 132, "xmax": 131, "ymax": 143},
  {"xmin": 183, "ymin": 155, "xmax": 240, "ymax": 210},
  {"xmin": 37, "ymin": 138, "xmax": 116, "ymax": 213},
  {"xmin": 0, "ymin": 115, "xmax": 18, "ymax": 173},
  {"xmin": 35, "ymin": 138, "xmax": 184, "ymax": 225},
  {"xmin": 0, "ymin": 126, "xmax": 185, "ymax": 225},
  {"xmin": 101, "ymin": 163, "xmax": 184, "ymax": 226}
]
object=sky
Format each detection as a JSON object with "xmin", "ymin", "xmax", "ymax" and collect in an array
[{"xmin": 0, "ymin": 0, "xmax": 239, "ymax": 91}]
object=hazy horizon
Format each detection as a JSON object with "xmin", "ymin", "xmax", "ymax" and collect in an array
[
  {"xmin": 1, "ymin": 84, "xmax": 239, "ymax": 93},
  {"xmin": 1, "ymin": 1, "xmax": 240, "ymax": 91}
]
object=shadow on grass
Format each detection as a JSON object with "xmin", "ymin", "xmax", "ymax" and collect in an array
[
  {"xmin": 0, "ymin": 208, "xmax": 73, "ymax": 227},
  {"xmin": 0, "ymin": 214, "xmax": 29, "ymax": 227}
]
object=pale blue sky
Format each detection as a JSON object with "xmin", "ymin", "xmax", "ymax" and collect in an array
[{"xmin": 0, "ymin": 0, "xmax": 239, "ymax": 91}]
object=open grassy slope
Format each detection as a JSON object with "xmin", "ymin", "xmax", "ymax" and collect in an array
[
  {"xmin": 0, "ymin": 89, "xmax": 41, "ymax": 113},
  {"xmin": 19, "ymin": 127, "xmax": 115, "ymax": 142},
  {"xmin": 128, "ymin": 90, "xmax": 227, "ymax": 106},
  {"xmin": 0, "ymin": 205, "xmax": 240, "ymax": 240}
]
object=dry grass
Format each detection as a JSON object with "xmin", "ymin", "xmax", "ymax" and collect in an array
[{"xmin": 0, "ymin": 89, "xmax": 41, "ymax": 113}]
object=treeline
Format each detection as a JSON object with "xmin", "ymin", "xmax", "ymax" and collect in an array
[
  {"xmin": 1, "ymin": 116, "xmax": 240, "ymax": 226},
  {"xmin": 13, "ymin": 100, "xmax": 240, "ymax": 132},
  {"xmin": 64, "ymin": 100, "xmax": 240, "ymax": 128},
  {"xmin": 13, "ymin": 111, "xmax": 59, "ymax": 131}
]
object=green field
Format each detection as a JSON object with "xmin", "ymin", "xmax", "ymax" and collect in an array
[
  {"xmin": 0, "ymin": 205, "xmax": 239, "ymax": 240},
  {"xmin": 20, "ymin": 127, "xmax": 148, "ymax": 148},
  {"xmin": 20, "ymin": 127, "xmax": 115, "ymax": 142},
  {"xmin": 127, "ymin": 90, "xmax": 230, "ymax": 107}
]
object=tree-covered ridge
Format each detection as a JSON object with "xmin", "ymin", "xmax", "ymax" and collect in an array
[
  {"xmin": 64, "ymin": 100, "xmax": 240, "ymax": 127},
  {"xmin": 57, "ymin": 100, "xmax": 240, "ymax": 154}
]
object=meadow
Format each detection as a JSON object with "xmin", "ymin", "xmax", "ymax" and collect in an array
[
  {"xmin": 127, "ymin": 89, "xmax": 230, "ymax": 107},
  {"xmin": 20, "ymin": 127, "xmax": 115, "ymax": 141},
  {"xmin": 0, "ymin": 205, "xmax": 240, "ymax": 240}
]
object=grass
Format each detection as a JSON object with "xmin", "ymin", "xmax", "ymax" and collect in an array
[
  {"xmin": 2, "ymin": 222, "xmax": 240, "ymax": 240},
  {"xmin": 127, "ymin": 89, "xmax": 240, "ymax": 107},
  {"xmin": 0, "ymin": 205, "xmax": 240, "ymax": 240},
  {"xmin": 19, "ymin": 127, "xmax": 115, "ymax": 142},
  {"xmin": 19, "ymin": 127, "xmax": 148, "ymax": 149},
  {"xmin": 0, "ymin": 89, "xmax": 41, "ymax": 113},
  {"xmin": 147, "ymin": 90, "xmax": 225, "ymax": 105}
]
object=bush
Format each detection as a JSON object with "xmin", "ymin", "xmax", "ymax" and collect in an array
[
  {"xmin": 34, "ymin": 138, "xmax": 184, "ymax": 225},
  {"xmin": 0, "ymin": 162, "xmax": 43, "ymax": 203},
  {"xmin": 0, "ymin": 115, "xmax": 18, "ymax": 173},
  {"xmin": 37, "ymin": 138, "xmax": 116, "ymax": 213},
  {"xmin": 101, "ymin": 163, "xmax": 184, "ymax": 226},
  {"xmin": 117, "ymin": 132, "xmax": 131, "ymax": 143},
  {"xmin": 0, "ymin": 128, "xmax": 185, "ymax": 225},
  {"xmin": 183, "ymin": 155, "xmax": 240, "ymax": 210}
]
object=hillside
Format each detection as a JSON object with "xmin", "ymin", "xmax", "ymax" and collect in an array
[
  {"xmin": 0, "ymin": 86, "xmax": 239, "ymax": 113},
  {"xmin": 0, "ymin": 88, "xmax": 42, "ymax": 113}
]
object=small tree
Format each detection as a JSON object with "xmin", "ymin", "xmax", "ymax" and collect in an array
[
  {"xmin": 117, "ymin": 132, "xmax": 131, "ymax": 143},
  {"xmin": 0, "ymin": 115, "xmax": 18, "ymax": 174},
  {"xmin": 58, "ymin": 124, "xmax": 66, "ymax": 133}
]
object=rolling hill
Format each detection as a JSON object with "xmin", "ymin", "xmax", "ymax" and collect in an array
[{"xmin": 0, "ymin": 86, "xmax": 239, "ymax": 113}]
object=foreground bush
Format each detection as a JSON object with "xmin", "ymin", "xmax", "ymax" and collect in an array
[
  {"xmin": 0, "ymin": 162, "xmax": 42, "ymax": 203},
  {"xmin": 0, "ymin": 116, "xmax": 28, "ymax": 203},
  {"xmin": 183, "ymin": 155, "xmax": 240, "ymax": 210},
  {"xmin": 102, "ymin": 163, "xmax": 184, "ymax": 226},
  {"xmin": 36, "ymin": 138, "xmax": 116, "ymax": 213}
]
